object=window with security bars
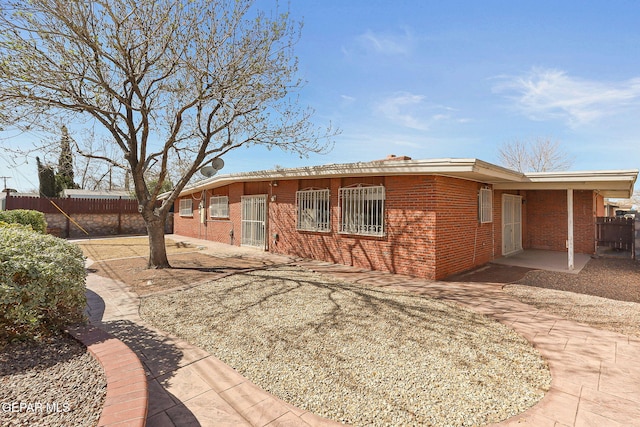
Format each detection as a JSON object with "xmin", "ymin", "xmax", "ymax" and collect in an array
[
  {"xmin": 179, "ymin": 198, "xmax": 193, "ymax": 216},
  {"xmin": 479, "ymin": 187, "xmax": 493, "ymax": 223},
  {"xmin": 296, "ymin": 189, "xmax": 330, "ymax": 232},
  {"xmin": 209, "ymin": 196, "xmax": 229, "ymax": 218},
  {"xmin": 339, "ymin": 185, "xmax": 385, "ymax": 236}
]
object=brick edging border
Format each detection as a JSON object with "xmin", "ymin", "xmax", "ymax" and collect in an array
[{"xmin": 67, "ymin": 324, "xmax": 148, "ymax": 427}]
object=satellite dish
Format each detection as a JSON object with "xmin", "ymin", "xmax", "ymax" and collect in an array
[
  {"xmin": 211, "ymin": 157, "xmax": 225, "ymax": 171},
  {"xmin": 200, "ymin": 165, "xmax": 217, "ymax": 178}
]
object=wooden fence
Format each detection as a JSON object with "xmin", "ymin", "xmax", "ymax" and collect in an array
[
  {"xmin": 3, "ymin": 194, "xmax": 140, "ymax": 214},
  {"xmin": 596, "ymin": 216, "xmax": 634, "ymax": 252}
]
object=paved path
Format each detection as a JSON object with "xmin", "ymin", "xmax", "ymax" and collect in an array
[{"xmin": 85, "ymin": 237, "xmax": 640, "ymax": 426}]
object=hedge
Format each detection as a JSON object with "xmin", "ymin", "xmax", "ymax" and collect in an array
[
  {"xmin": 0, "ymin": 209, "xmax": 47, "ymax": 234},
  {"xmin": 0, "ymin": 226, "xmax": 87, "ymax": 341}
]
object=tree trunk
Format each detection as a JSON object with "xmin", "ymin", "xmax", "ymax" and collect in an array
[{"xmin": 147, "ymin": 216, "xmax": 171, "ymax": 269}]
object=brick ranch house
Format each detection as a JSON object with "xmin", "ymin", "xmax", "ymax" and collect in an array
[{"xmin": 172, "ymin": 156, "xmax": 638, "ymax": 280}]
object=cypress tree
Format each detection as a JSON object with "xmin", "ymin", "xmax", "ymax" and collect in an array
[
  {"xmin": 36, "ymin": 157, "xmax": 57, "ymax": 197},
  {"xmin": 56, "ymin": 125, "xmax": 78, "ymax": 192}
]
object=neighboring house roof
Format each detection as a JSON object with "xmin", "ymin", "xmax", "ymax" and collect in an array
[
  {"xmin": 0, "ymin": 192, "xmax": 39, "ymax": 199},
  {"xmin": 175, "ymin": 157, "xmax": 638, "ymax": 199},
  {"xmin": 62, "ymin": 189, "xmax": 135, "ymax": 199}
]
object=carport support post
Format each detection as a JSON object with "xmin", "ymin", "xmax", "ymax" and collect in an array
[{"xmin": 567, "ymin": 189, "xmax": 574, "ymax": 270}]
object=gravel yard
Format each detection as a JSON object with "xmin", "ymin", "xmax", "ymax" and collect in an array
[
  {"xmin": 0, "ymin": 334, "xmax": 106, "ymax": 427},
  {"xmin": 140, "ymin": 265, "xmax": 551, "ymax": 427},
  {"xmin": 504, "ymin": 257, "xmax": 640, "ymax": 337}
]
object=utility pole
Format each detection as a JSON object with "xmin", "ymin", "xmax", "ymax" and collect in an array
[{"xmin": 0, "ymin": 176, "xmax": 10, "ymax": 191}]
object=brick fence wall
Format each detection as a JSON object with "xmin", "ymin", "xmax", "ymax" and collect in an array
[
  {"xmin": 46, "ymin": 212, "xmax": 174, "ymax": 238},
  {"xmin": 4, "ymin": 195, "xmax": 173, "ymax": 238}
]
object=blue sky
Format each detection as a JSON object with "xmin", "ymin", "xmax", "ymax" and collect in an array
[{"xmin": 2, "ymin": 0, "xmax": 640, "ymax": 192}]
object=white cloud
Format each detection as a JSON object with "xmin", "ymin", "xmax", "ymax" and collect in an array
[
  {"xmin": 340, "ymin": 94, "xmax": 356, "ymax": 107},
  {"xmin": 375, "ymin": 93, "xmax": 428, "ymax": 129},
  {"xmin": 345, "ymin": 28, "xmax": 415, "ymax": 56},
  {"xmin": 373, "ymin": 92, "xmax": 462, "ymax": 130},
  {"xmin": 494, "ymin": 68, "xmax": 640, "ymax": 126}
]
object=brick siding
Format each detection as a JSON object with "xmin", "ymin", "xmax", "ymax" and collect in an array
[
  {"xmin": 174, "ymin": 177, "xmax": 599, "ymax": 280},
  {"xmin": 524, "ymin": 190, "xmax": 596, "ymax": 253}
]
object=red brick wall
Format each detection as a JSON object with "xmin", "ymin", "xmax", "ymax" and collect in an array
[
  {"xmin": 173, "ymin": 175, "xmax": 497, "ymax": 280},
  {"xmin": 522, "ymin": 189, "xmax": 595, "ymax": 253},
  {"xmin": 173, "ymin": 178, "xmax": 598, "ymax": 280},
  {"xmin": 173, "ymin": 187, "xmax": 237, "ymax": 244},
  {"xmin": 172, "ymin": 192, "xmax": 201, "ymax": 238},
  {"xmin": 268, "ymin": 175, "xmax": 442, "ymax": 278},
  {"xmin": 595, "ymin": 193, "xmax": 605, "ymax": 217},
  {"xmin": 432, "ymin": 177, "xmax": 495, "ymax": 279},
  {"xmin": 272, "ymin": 175, "xmax": 497, "ymax": 279}
]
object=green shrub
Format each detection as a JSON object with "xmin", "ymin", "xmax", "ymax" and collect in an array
[
  {"xmin": 0, "ymin": 227, "xmax": 87, "ymax": 341},
  {"xmin": 0, "ymin": 220, "xmax": 34, "ymax": 232},
  {"xmin": 0, "ymin": 209, "xmax": 47, "ymax": 234}
]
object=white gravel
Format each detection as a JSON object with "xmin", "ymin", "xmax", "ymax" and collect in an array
[
  {"xmin": 0, "ymin": 334, "xmax": 106, "ymax": 427},
  {"xmin": 505, "ymin": 284, "xmax": 640, "ymax": 337},
  {"xmin": 140, "ymin": 265, "xmax": 551, "ymax": 426}
]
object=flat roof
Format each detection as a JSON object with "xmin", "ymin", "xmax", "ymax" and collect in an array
[{"xmin": 175, "ymin": 158, "xmax": 638, "ymax": 199}]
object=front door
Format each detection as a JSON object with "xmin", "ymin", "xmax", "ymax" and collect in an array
[
  {"xmin": 502, "ymin": 194, "xmax": 522, "ymax": 255},
  {"xmin": 241, "ymin": 195, "xmax": 267, "ymax": 249}
]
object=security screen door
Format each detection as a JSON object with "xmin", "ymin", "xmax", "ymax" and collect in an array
[
  {"xmin": 502, "ymin": 194, "xmax": 522, "ymax": 255},
  {"xmin": 241, "ymin": 195, "xmax": 267, "ymax": 249}
]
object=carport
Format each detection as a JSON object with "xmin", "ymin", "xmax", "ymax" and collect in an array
[{"xmin": 492, "ymin": 169, "xmax": 638, "ymax": 271}]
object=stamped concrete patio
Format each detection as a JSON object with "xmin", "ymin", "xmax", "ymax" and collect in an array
[{"xmin": 85, "ymin": 236, "xmax": 640, "ymax": 426}]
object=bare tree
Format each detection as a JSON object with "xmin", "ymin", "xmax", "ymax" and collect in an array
[
  {"xmin": 498, "ymin": 138, "xmax": 573, "ymax": 172},
  {"xmin": 71, "ymin": 128, "xmax": 129, "ymax": 191},
  {"xmin": 0, "ymin": 0, "xmax": 335, "ymax": 268}
]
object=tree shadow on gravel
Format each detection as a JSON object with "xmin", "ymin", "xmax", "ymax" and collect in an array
[
  {"xmin": 141, "ymin": 265, "xmax": 549, "ymax": 426},
  {"xmin": 150, "ymin": 265, "xmax": 545, "ymax": 382}
]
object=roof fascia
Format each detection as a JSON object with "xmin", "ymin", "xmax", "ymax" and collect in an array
[
  {"xmin": 175, "ymin": 158, "xmax": 525, "ymax": 197},
  {"xmin": 493, "ymin": 169, "xmax": 638, "ymax": 198},
  {"xmin": 174, "ymin": 160, "xmax": 637, "ymax": 199}
]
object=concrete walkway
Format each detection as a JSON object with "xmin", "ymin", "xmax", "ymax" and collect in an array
[
  {"xmin": 492, "ymin": 249, "xmax": 591, "ymax": 274},
  {"xmin": 86, "ymin": 236, "xmax": 640, "ymax": 426}
]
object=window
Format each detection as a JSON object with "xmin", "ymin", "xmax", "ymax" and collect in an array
[
  {"xmin": 339, "ymin": 185, "xmax": 385, "ymax": 236},
  {"xmin": 296, "ymin": 189, "xmax": 330, "ymax": 232},
  {"xmin": 179, "ymin": 198, "xmax": 193, "ymax": 217},
  {"xmin": 209, "ymin": 196, "xmax": 229, "ymax": 218},
  {"xmin": 479, "ymin": 187, "xmax": 493, "ymax": 223}
]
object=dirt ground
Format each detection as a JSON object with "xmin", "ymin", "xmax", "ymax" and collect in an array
[
  {"xmin": 75, "ymin": 236, "xmax": 200, "ymax": 261},
  {"xmin": 88, "ymin": 252, "xmax": 283, "ymax": 296},
  {"xmin": 76, "ymin": 236, "xmax": 288, "ymax": 296},
  {"xmin": 446, "ymin": 257, "xmax": 640, "ymax": 304},
  {"xmin": 445, "ymin": 263, "xmax": 535, "ymax": 284}
]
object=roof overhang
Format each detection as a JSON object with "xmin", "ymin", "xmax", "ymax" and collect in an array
[
  {"xmin": 173, "ymin": 158, "xmax": 638, "ymax": 199},
  {"xmin": 174, "ymin": 158, "xmax": 525, "ymax": 197},
  {"xmin": 493, "ymin": 170, "xmax": 638, "ymax": 198}
]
